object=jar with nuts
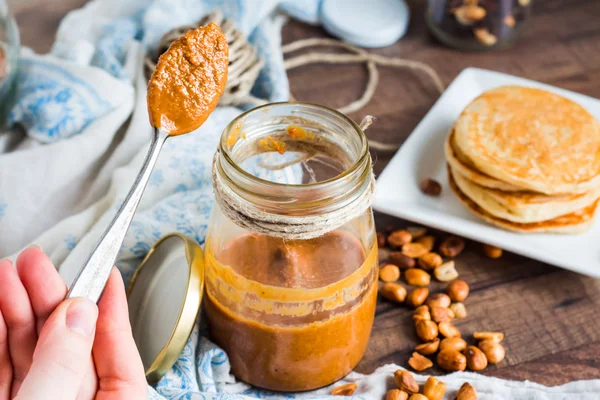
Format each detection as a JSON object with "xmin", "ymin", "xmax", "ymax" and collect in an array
[{"xmin": 427, "ymin": 0, "xmax": 532, "ymax": 51}]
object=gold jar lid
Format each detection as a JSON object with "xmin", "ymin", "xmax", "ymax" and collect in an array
[{"xmin": 126, "ymin": 233, "xmax": 204, "ymax": 384}]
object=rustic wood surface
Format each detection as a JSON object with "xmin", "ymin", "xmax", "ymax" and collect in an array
[{"xmin": 11, "ymin": 0, "xmax": 600, "ymax": 387}]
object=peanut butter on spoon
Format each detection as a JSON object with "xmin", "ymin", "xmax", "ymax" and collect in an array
[
  {"xmin": 66, "ymin": 24, "xmax": 228, "ymax": 302},
  {"xmin": 147, "ymin": 22, "xmax": 229, "ymax": 135}
]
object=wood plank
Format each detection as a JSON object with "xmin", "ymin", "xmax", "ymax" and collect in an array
[
  {"xmin": 10, "ymin": 0, "xmax": 89, "ymax": 53},
  {"xmin": 282, "ymin": 0, "xmax": 600, "ymax": 385},
  {"xmin": 484, "ymin": 342, "xmax": 600, "ymax": 383}
]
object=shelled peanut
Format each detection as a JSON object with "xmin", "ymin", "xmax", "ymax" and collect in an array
[
  {"xmin": 335, "ymin": 372, "xmax": 480, "ymax": 400},
  {"xmin": 330, "ymin": 382, "xmax": 357, "ymax": 396},
  {"xmin": 376, "ymin": 224, "xmax": 507, "ymax": 376},
  {"xmin": 388, "ymin": 370, "xmax": 477, "ymax": 400},
  {"xmin": 457, "ymin": 383, "xmax": 478, "ymax": 400}
]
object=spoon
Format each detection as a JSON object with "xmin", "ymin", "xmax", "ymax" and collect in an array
[
  {"xmin": 66, "ymin": 23, "xmax": 228, "ymax": 302},
  {"xmin": 66, "ymin": 128, "xmax": 169, "ymax": 302}
]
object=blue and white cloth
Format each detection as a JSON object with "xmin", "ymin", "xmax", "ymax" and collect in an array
[{"xmin": 1, "ymin": 0, "xmax": 600, "ymax": 399}]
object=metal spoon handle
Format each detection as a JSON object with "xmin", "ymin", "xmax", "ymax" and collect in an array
[{"xmin": 67, "ymin": 128, "xmax": 169, "ymax": 302}]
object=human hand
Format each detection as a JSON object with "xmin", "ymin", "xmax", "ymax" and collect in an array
[{"xmin": 0, "ymin": 246, "xmax": 147, "ymax": 399}]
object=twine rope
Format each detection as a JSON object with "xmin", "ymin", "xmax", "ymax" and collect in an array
[
  {"xmin": 145, "ymin": 15, "xmax": 445, "ymax": 151},
  {"xmin": 282, "ymin": 38, "xmax": 445, "ymax": 151}
]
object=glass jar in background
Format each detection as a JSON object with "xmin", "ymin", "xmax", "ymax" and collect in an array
[
  {"xmin": 0, "ymin": 1, "xmax": 19, "ymax": 124},
  {"xmin": 427, "ymin": 0, "xmax": 532, "ymax": 51},
  {"xmin": 204, "ymin": 103, "xmax": 378, "ymax": 392}
]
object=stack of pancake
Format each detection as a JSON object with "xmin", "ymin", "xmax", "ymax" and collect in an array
[{"xmin": 445, "ymin": 86, "xmax": 600, "ymax": 233}]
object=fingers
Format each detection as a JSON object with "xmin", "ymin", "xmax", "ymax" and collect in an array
[
  {"xmin": 0, "ymin": 259, "xmax": 37, "ymax": 397},
  {"xmin": 15, "ymin": 298, "xmax": 98, "ymax": 400},
  {"xmin": 17, "ymin": 248, "xmax": 98, "ymax": 398},
  {"xmin": 16, "ymin": 247, "xmax": 67, "ymax": 335},
  {"xmin": 0, "ymin": 304, "xmax": 12, "ymax": 400},
  {"xmin": 94, "ymin": 269, "xmax": 147, "ymax": 397}
]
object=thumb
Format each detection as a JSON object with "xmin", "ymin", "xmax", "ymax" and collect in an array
[{"xmin": 15, "ymin": 297, "xmax": 98, "ymax": 400}]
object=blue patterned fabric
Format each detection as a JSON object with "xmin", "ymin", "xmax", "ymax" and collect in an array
[
  {"xmin": 11, "ymin": 0, "xmax": 296, "ymax": 143},
  {"xmin": 9, "ymin": 57, "xmax": 112, "ymax": 142},
  {"xmin": 6, "ymin": 1, "xmax": 358, "ymax": 398},
  {"xmin": 91, "ymin": 18, "xmax": 141, "ymax": 80}
]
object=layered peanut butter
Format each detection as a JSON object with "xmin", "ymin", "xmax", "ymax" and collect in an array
[{"xmin": 204, "ymin": 231, "xmax": 378, "ymax": 391}]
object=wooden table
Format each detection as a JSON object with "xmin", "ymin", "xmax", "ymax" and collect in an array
[{"xmin": 12, "ymin": 0, "xmax": 600, "ymax": 387}]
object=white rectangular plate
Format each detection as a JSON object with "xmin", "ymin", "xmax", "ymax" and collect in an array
[{"xmin": 373, "ymin": 68, "xmax": 600, "ymax": 278}]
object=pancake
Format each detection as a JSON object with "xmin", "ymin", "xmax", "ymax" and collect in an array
[
  {"xmin": 445, "ymin": 130, "xmax": 523, "ymax": 192},
  {"xmin": 450, "ymin": 165, "xmax": 600, "ymax": 223},
  {"xmin": 448, "ymin": 168, "xmax": 598, "ymax": 234},
  {"xmin": 453, "ymin": 86, "xmax": 600, "ymax": 195}
]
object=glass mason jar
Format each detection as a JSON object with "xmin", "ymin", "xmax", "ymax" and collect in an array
[
  {"xmin": 204, "ymin": 103, "xmax": 378, "ymax": 392},
  {"xmin": 0, "ymin": 1, "xmax": 19, "ymax": 124},
  {"xmin": 427, "ymin": 0, "xmax": 532, "ymax": 51}
]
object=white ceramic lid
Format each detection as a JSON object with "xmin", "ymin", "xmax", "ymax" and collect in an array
[
  {"xmin": 321, "ymin": 0, "xmax": 410, "ymax": 48},
  {"xmin": 127, "ymin": 233, "xmax": 204, "ymax": 383}
]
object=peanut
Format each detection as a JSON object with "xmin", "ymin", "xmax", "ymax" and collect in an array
[
  {"xmin": 407, "ymin": 288, "xmax": 429, "ymax": 308},
  {"xmin": 416, "ymin": 235, "xmax": 435, "ymax": 252},
  {"xmin": 402, "ymin": 243, "xmax": 429, "ymax": 259},
  {"xmin": 380, "ymin": 283, "xmax": 407, "ymax": 303},
  {"xmin": 438, "ymin": 321, "xmax": 461, "ymax": 338},
  {"xmin": 415, "ymin": 338, "xmax": 440, "ymax": 355},
  {"xmin": 422, "ymin": 376, "xmax": 446, "ymax": 400},
  {"xmin": 377, "ymin": 232, "xmax": 387, "ymax": 248},
  {"xmin": 420, "ymin": 178, "xmax": 442, "ymax": 196},
  {"xmin": 388, "ymin": 230, "xmax": 412, "ymax": 248},
  {"xmin": 394, "ymin": 370, "xmax": 418, "ymax": 394},
  {"xmin": 447, "ymin": 279, "xmax": 469, "ymax": 302},
  {"xmin": 453, "ymin": 5, "xmax": 486, "ymax": 25},
  {"xmin": 407, "ymin": 226, "xmax": 427, "ymax": 239},
  {"xmin": 436, "ymin": 349, "xmax": 467, "ymax": 372},
  {"xmin": 405, "ymin": 268, "xmax": 431, "ymax": 286},
  {"xmin": 408, "ymin": 352, "xmax": 433, "ymax": 372},
  {"xmin": 464, "ymin": 346, "xmax": 488, "ymax": 371},
  {"xmin": 430, "ymin": 306, "xmax": 455, "ymax": 323},
  {"xmin": 474, "ymin": 28, "xmax": 497, "ymax": 46},
  {"xmin": 386, "ymin": 389, "xmax": 408, "ymax": 400},
  {"xmin": 331, "ymin": 383, "xmax": 357, "ymax": 396},
  {"xmin": 434, "ymin": 261, "xmax": 459, "ymax": 282},
  {"xmin": 380, "ymin": 264, "xmax": 401, "ymax": 282},
  {"xmin": 390, "ymin": 252, "xmax": 416, "ymax": 269},
  {"xmin": 483, "ymin": 244, "xmax": 503, "ymax": 259},
  {"xmin": 456, "ymin": 383, "xmax": 477, "ymax": 400},
  {"xmin": 418, "ymin": 252, "xmax": 443, "ymax": 271},
  {"xmin": 439, "ymin": 236, "xmax": 465, "ymax": 257},
  {"xmin": 450, "ymin": 302, "xmax": 467, "ymax": 319},
  {"xmin": 478, "ymin": 340, "xmax": 505, "ymax": 364},
  {"xmin": 439, "ymin": 337, "xmax": 467, "ymax": 353},
  {"xmin": 412, "ymin": 305, "xmax": 431, "ymax": 321},
  {"xmin": 415, "ymin": 319, "xmax": 439, "ymax": 342},
  {"xmin": 473, "ymin": 331, "xmax": 504, "ymax": 343},
  {"xmin": 426, "ymin": 293, "xmax": 451, "ymax": 309}
]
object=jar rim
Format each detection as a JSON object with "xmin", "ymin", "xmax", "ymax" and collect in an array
[{"xmin": 218, "ymin": 101, "xmax": 369, "ymax": 189}]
